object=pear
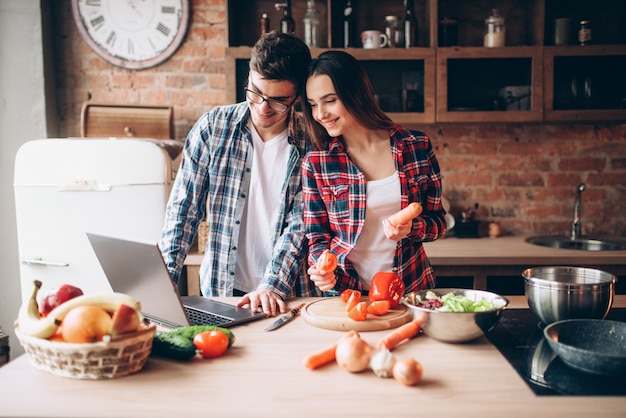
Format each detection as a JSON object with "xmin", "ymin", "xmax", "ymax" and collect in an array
[{"xmin": 109, "ymin": 304, "xmax": 141, "ymax": 336}]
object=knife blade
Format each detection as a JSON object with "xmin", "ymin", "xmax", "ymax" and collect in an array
[{"xmin": 264, "ymin": 302, "xmax": 306, "ymax": 331}]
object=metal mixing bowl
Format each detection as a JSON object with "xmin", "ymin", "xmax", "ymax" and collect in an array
[
  {"xmin": 403, "ymin": 288, "xmax": 509, "ymax": 343},
  {"xmin": 523, "ymin": 266, "xmax": 616, "ymax": 325}
]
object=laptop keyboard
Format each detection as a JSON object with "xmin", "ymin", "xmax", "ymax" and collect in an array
[{"xmin": 185, "ymin": 306, "xmax": 231, "ymax": 326}]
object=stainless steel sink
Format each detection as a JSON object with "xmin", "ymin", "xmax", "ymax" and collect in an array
[{"xmin": 525, "ymin": 235, "xmax": 626, "ymax": 251}]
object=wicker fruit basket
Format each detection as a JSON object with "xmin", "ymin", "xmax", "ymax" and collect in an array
[{"xmin": 15, "ymin": 326, "xmax": 156, "ymax": 380}]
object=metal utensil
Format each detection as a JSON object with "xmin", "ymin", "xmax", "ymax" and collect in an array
[{"xmin": 264, "ymin": 302, "xmax": 306, "ymax": 331}]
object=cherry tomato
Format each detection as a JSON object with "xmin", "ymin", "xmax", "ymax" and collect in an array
[
  {"xmin": 348, "ymin": 301, "xmax": 368, "ymax": 321},
  {"xmin": 193, "ymin": 330, "xmax": 229, "ymax": 359},
  {"xmin": 340, "ymin": 289, "xmax": 361, "ymax": 304},
  {"xmin": 369, "ymin": 272, "xmax": 405, "ymax": 308},
  {"xmin": 367, "ymin": 300, "xmax": 390, "ymax": 316}
]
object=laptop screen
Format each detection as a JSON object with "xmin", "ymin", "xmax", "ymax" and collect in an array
[{"xmin": 86, "ymin": 232, "xmax": 192, "ymax": 327}]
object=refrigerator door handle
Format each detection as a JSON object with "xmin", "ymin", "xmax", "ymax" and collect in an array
[{"xmin": 21, "ymin": 258, "xmax": 69, "ymax": 267}]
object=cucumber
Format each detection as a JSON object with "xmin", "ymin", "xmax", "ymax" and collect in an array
[
  {"xmin": 149, "ymin": 326, "xmax": 236, "ymax": 361},
  {"xmin": 150, "ymin": 331, "xmax": 197, "ymax": 360}
]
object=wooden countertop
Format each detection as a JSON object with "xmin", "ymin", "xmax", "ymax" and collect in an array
[
  {"xmin": 184, "ymin": 235, "xmax": 626, "ymax": 295},
  {"xmin": 1, "ymin": 296, "xmax": 625, "ymax": 418},
  {"xmin": 423, "ymin": 235, "xmax": 626, "ymax": 266},
  {"xmin": 184, "ymin": 235, "xmax": 626, "ymax": 267}
]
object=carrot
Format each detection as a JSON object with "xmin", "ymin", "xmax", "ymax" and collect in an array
[
  {"xmin": 388, "ymin": 202, "xmax": 423, "ymax": 227},
  {"xmin": 303, "ymin": 330, "xmax": 359, "ymax": 370},
  {"xmin": 376, "ymin": 311, "xmax": 427, "ymax": 351},
  {"xmin": 315, "ymin": 249, "xmax": 338, "ymax": 272},
  {"xmin": 303, "ymin": 343, "xmax": 338, "ymax": 370}
]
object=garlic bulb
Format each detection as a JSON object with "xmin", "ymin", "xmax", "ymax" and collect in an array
[{"xmin": 369, "ymin": 346, "xmax": 396, "ymax": 378}]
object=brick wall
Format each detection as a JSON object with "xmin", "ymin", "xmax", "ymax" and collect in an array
[{"xmin": 52, "ymin": 1, "xmax": 626, "ymax": 237}]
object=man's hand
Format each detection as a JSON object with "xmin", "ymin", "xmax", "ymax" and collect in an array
[{"xmin": 236, "ymin": 288, "xmax": 286, "ymax": 317}]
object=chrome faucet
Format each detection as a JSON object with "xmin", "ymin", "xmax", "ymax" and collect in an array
[{"xmin": 571, "ymin": 183, "xmax": 586, "ymax": 240}]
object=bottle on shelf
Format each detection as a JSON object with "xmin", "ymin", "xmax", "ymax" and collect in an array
[
  {"xmin": 343, "ymin": 0, "xmax": 355, "ymax": 48},
  {"xmin": 578, "ymin": 20, "xmax": 592, "ymax": 45},
  {"xmin": 484, "ymin": 9, "xmax": 505, "ymax": 47},
  {"xmin": 274, "ymin": 1, "xmax": 295, "ymax": 35},
  {"xmin": 260, "ymin": 13, "xmax": 270, "ymax": 37},
  {"xmin": 402, "ymin": 0, "xmax": 418, "ymax": 48},
  {"xmin": 303, "ymin": 0, "xmax": 322, "ymax": 47}
]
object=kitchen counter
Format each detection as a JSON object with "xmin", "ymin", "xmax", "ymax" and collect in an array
[
  {"xmin": 1, "ymin": 296, "xmax": 625, "ymax": 418},
  {"xmin": 184, "ymin": 235, "xmax": 626, "ymax": 295}
]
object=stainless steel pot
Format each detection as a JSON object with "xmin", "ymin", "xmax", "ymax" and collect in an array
[{"xmin": 523, "ymin": 266, "xmax": 616, "ymax": 325}]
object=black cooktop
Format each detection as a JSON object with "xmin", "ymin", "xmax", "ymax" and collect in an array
[{"xmin": 486, "ymin": 308, "xmax": 626, "ymax": 396}]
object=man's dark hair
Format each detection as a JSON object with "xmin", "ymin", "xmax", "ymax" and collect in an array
[{"xmin": 249, "ymin": 31, "xmax": 312, "ymax": 96}]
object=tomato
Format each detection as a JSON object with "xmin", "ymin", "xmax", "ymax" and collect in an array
[
  {"xmin": 369, "ymin": 272, "xmax": 405, "ymax": 308},
  {"xmin": 367, "ymin": 300, "xmax": 390, "ymax": 316},
  {"xmin": 340, "ymin": 289, "xmax": 361, "ymax": 304},
  {"xmin": 348, "ymin": 301, "xmax": 368, "ymax": 321},
  {"xmin": 345, "ymin": 291, "xmax": 361, "ymax": 312},
  {"xmin": 193, "ymin": 330, "xmax": 229, "ymax": 359}
]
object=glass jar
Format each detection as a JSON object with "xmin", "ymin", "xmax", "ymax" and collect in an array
[
  {"xmin": 484, "ymin": 9, "xmax": 505, "ymax": 47},
  {"xmin": 578, "ymin": 20, "xmax": 592, "ymax": 45},
  {"xmin": 384, "ymin": 15, "xmax": 403, "ymax": 48}
]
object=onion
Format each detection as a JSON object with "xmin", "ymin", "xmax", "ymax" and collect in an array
[
  {"xmin": 393, "ymin": 357, "xmax": 423, "ymax": 386},
  {"xmin": 335, "ymin": 331, "xmax": 371, "ymax": 373}
]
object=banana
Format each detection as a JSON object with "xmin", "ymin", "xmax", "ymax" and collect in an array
[
  {"xmin": 15, "ymin": 280, "xmax": 44, "ymax": 333},
  {"xmin": 16, "ymin": 281, "xmax": 142, "ymax": 339}
]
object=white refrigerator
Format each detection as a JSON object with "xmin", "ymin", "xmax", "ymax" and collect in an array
[{"xmin": 14, "ymin": 138, "xmax": 181, "ymax": 300}]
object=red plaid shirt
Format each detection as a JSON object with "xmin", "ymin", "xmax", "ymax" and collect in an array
[{"xmin": 302, "ymin": 126, "xmax": 446, "ymax": 294}]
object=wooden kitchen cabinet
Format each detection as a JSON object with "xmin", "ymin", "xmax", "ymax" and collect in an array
[
  {"xmin": 225, "ymin": 0, "xmax": 626, "ymax": 124},
  {"xmin": 436, "ymin": 46, "xmax": 543, "ymax": 123},
  {"xmin": 544, "ymin": 45, "xmax": 626, "ymax": 122}
]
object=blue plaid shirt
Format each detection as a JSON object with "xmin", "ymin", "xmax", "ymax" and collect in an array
[{"xmin": 159, "ymin": 102, "xmax": 319, "ymax": 299}]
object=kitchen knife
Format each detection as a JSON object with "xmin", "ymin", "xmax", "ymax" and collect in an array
[{"xmin": 264, "ymin": 302, "xmax": 306, "ymax": 331}]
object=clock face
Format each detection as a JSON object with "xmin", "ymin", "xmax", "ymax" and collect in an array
[{"xmin": 71, "ymin": 0, "xmax": 190, "ymax": 70}]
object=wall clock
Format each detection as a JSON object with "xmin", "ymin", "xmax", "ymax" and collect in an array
[{"xmin": 71, "ymin": 0, "xmax": 191, "ymax": 70}]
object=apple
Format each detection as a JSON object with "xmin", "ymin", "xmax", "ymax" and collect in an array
[
  {"xmin": 39, "ymin": 284, "xmax": 84, "ymax": 317},
  {"xmin": 109, "ymin": 304, "xmax": 141, "ymax": 336}
]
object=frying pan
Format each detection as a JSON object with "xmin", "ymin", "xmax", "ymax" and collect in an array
[{"xmin": 543, "ymin": 319, "xmax": 626, "ymax": 376}]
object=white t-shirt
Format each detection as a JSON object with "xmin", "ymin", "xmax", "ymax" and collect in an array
[
  {"xmin": 234, "ymin": 123, "xmax": 290, "ymax": 292},
  {"xmin": 349, "ymin": 172, "xmax": 401, "ymax": 290}
]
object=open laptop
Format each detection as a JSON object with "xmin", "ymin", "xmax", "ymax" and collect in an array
[{"xmin": 86, "ymin": 232, "xmax": 267, "ymax": 329}]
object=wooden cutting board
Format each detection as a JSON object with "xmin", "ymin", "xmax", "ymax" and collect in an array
[{"xmin": 302, "ymin": 297, "xmax": 413, "ymax": 332}]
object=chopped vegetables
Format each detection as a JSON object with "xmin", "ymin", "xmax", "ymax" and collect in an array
[{"xmin": 418, "ymin": 290, "xmax": 503, "ymax": 312}]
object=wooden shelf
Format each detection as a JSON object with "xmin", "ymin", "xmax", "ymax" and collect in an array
[
  {"xmin": 543, "ymin": 44, "xmax": 626, "ymax": 122},
  {"xmin": 226, "ymin": 0, "xmax": 626, "ymax": 124}
]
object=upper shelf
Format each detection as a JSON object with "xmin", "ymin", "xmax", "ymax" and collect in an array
[{"xmin": 225, "ymin": 0, "xmax": 626, "ymax": 124}]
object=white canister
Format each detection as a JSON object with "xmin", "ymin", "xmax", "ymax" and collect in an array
[{"xmin": 484, "ymin": 9, "xmax": 505, "ymax": 48}]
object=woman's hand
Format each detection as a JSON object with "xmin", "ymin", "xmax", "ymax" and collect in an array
[
  {"xmin": 307, "ymin": 265, "xmax": 337, "ymax": 291},
  {"xmin": 382, "ymin": 218, "xmax": 412, "ymax": 241}
]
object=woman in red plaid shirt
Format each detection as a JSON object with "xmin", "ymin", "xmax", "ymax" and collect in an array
[{"xmin": 300, "ymin": 51, "xmax": 447, "ymax": 296}]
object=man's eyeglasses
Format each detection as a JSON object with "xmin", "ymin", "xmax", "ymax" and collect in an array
[{"xmin": 244, "ymin": 88, "xmax": 294, "ymax": 113}]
